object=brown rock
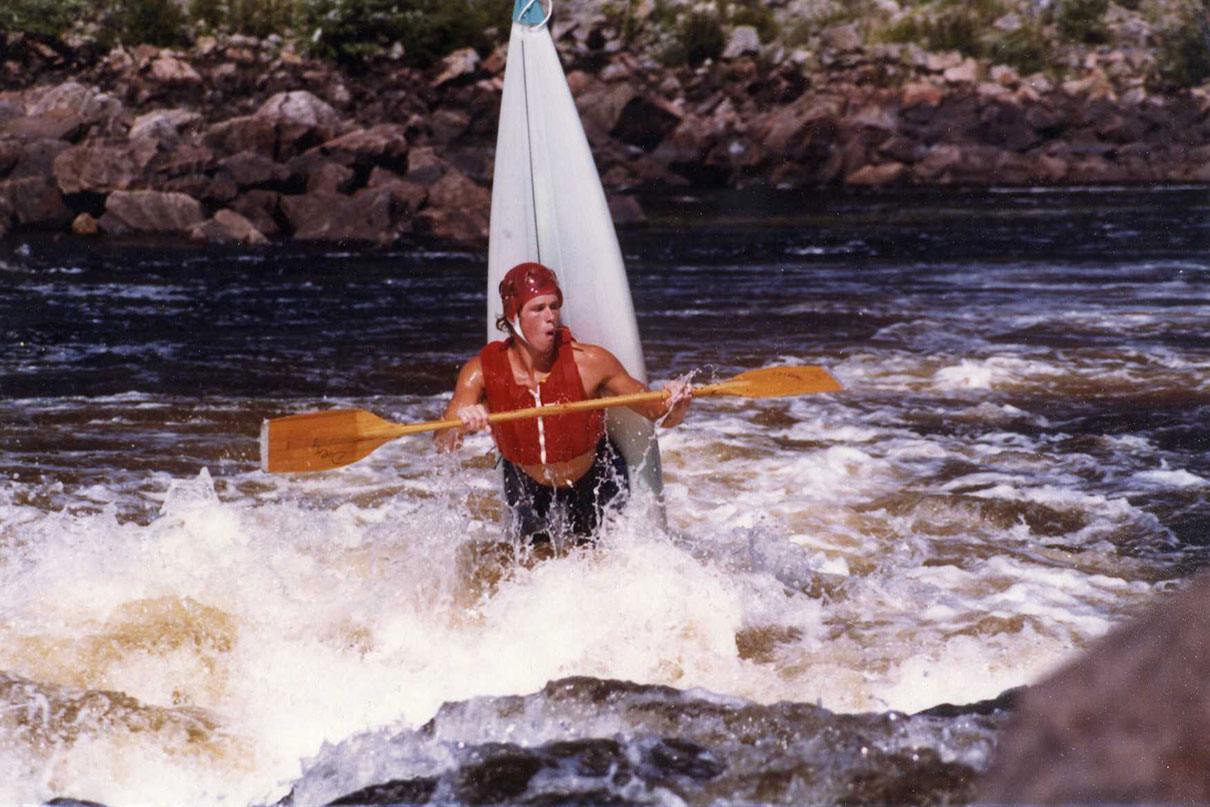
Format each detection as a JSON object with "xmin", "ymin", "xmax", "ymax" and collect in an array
[
  {"xmin": 653, "ymin": 115, "xmax": 716, "ymax": 166},
  {"xmin": 577, "ymin": 82, "xmax": 639, "ymax": 140},
  {"xmin": 54, "ymin": 138, "xmax": 160, "ymax": 195},
  {"xmin": 205, "ymin": 115, "xmax": 279, "ymax": 158},
  {"xmin": 430, "ymin": 108, "xmax": 471, "ymax": 144},
  {"xmin": 27, "ymin": 82, "xmax": 125, "ymax": 133},
  {"xmin": 405, "ymin": 146, "xmax": 447, "ymax": 185},
  {"xmin": 0, "ymin": 100, "xmax": 22, "ymax": 128},
  {"xmin": 925, "ymin": 51, "xmax": 964, "ymax": 72},
  {"xmin": 902, "ymin": 82, "xmax": 945, "ymax": 110},
  {"xmin": 189, "ymin": 209, "xmax": 269, "ymax": 245},
  {"xmin": 417, "ymin": 206, "xmax": 485, "ymax": 242},
  {"xmin": 482, "ymin": 43, "xmax": 508, "ymax": 75},
  {"xmin": 306, "ymin": 161, "xmax": 355, "ymax": 194},
  {"xmin": 254, "ymin": 90, "xmax": 342, "ymax": 146},
  {"xmin": 845, "ymin": 162, "xmax": 908, "ymax": 186},
  {"xmin": 427, "ymin": 168, "xmax": 489, "ymax": 216},
  {"xmin": 0, "ymin": 177, "xmax": 72, "ymax": 227},
  {"xmin": 1, "ymin": 110, "xmax": 89, "ymax": 142},
  {"xmin": 980, "ymin": 575, "xmax": 1210, "ymax": 804},
  {"xmin": 432, "ymin": 47, "xmax": 481, "ymax": 87},
  {"xmin": 367, "ymin": 168, "xmax": 427, "ymax": 214},
  {"xmin": 990, "ymin": 65, "xmax": 1020, "ymax": 88},
  {"xmin": 230, "ymin": 190, "xmax": 281, "ymax": 236},
  {"xmin": 151, "ymin": 143, "xmax": 219, "ymax": 183},
  {"xmin": 312, "ymin": 124, "xmax": 409, "ymax": 171},
  {"xmin": 129, "ymin": 109, "xmax": 204, "ymax": 143},
  {"xmin": 820, "ymin": 23, "xmax": 862, "ymax": 52},
  {"xmin": 6, "ymin": 138, "xmax": 70, "ymax": 180},
  {"xmin": 421, "ymin": 168, "xmax": 489, "ymax": 242},
  {"xmin": 219, "ymin": 150, "xmax": 291, "ymax": 189},
  {"xmin": 100, "ymin": 190, "xmax": 205, "ymax": 234},
  {"xmin": 72, "ymin": 212, "xmax": 99, "ymax": 235},
  {"xmin": 611, "ymin": 93, "xmax": 684, "ymax": 151},
  {"xmin": 281, "ymin": 189, "xmax": 397, "ymax": 244},
  {"xmin": 607, "ymin": 194, "xmax": 646, "ymax": 225},
  {"xmin": 944, "ymin": 58, "xmax": 980, "ymax": 85},
  {"xmin": 980, "ymin": 100, "xmax": 1040, "ymax": 152},
  {"xmin": 149, "ymin": 53, "xmax": 202, "ymax": 86}
]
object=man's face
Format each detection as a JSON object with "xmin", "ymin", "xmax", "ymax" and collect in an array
[{"xmin": 518, "ymin": 293, "xmax": 561, "ymax": 352}]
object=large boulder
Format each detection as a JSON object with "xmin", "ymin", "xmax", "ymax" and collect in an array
[
  {"xmin": 610, "ymin": 93, "xmax": 683, "ymax": 152},
  {"xmin": 309, "ymin": 124, "xmax": 410, "ymax": 173},
  {"xmin": 148, "ymin": 52, "xmax": 203, "ymax": 86},
  {"xmin": 432, "ymin": 47, "xmax": 481, "ymax": 87},
  {"xmin": 4, "ymin": 138, "xmax": 70, "ymax": 180},
  {"xmin": 0, "ymin": 177, "xmax": 72, "ymax": 228},
  {"xmin": 218, "ymin": 150, "xmax": 291, "ymax": 190},
  {"xmin": 129, "ymin": 109, "xmax": 204, "ymax": 145},
  {"xmin": 190, "ymin": 208, "xmax": 269, "ymax": 245},
  {"xmin": 230, "ymin": 189, "xmax": 282, "ymax": 236},
  {"xmin": 99, "ymin": 190, "xmax": 206, "ymax": 234},
  {"xmin": 426, "ymin": 167, "xmax": 489, "ymax": 220},
  {"xmin": 254, "ymin": 90, "xmax": 342, "ymax": 155},
  {"xmin": 54, "ymin": 138, "xmax": 160, "ymax": 195},
  {"xmin": 1, "ymin": 110, "xmax": 90, "ymax": 142},
  {"xmin": 366, "ymin": 167, "xmax": 427, "ymax": 215},
  {"xmin": 27, "ymin": 81, "xmax": 126, "ymax": 135},
  {"xmin": 280, "ymin": 189, "xmax": 397, "ymax": 244},
  {"xmin": 979, "ymin": 575, "xmax": 1210, "ymax": 804},
  {"xmin": 204, "ymin": 115, "xmax": 279, "ymax": 158}
]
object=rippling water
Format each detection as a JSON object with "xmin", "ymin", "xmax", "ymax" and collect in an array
[{"xmin": 1, "ymin": 187, "xmax": 1208, "ymax": 805}]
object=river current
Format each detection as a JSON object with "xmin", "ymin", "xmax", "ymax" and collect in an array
[{"xmin": 1, "ymin": 186, "xmax": 1208, "ymax": 805}]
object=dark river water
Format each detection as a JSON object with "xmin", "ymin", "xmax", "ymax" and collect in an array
[{"xmin": 1, "ymin": 186, "xmax": 1208, "ymax": 805}]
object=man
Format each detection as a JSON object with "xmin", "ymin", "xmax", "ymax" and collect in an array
[{"xmin": 436, "ymin": 261, "xmax": 691, "ymax": 543}]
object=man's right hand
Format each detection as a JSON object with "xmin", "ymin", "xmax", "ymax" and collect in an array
[{"xmin": 435, "ymin": 404, "xmax": 491, "ymax": 453}]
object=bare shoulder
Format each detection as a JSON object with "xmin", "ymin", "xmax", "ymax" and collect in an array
[
  {"xmin": 456, "ymin": 354, "xmax": 485, "ymax": 388},
  {"xmin": 570, "ymin": 341, "xmax": 625, "ymax": 374}
]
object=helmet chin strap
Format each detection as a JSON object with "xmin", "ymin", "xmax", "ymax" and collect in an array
[{"xmin": 509, "ymin": 316, "xmax": 531, "ymax": 348}]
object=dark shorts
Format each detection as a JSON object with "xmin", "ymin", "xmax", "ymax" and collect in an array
[{"xmin": 501, "ymin": 438, "xmax": 629, "ymax": 544}]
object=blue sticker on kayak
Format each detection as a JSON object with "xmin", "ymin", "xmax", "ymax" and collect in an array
[{"xmin": 512, "ymin": 0, "xmax": 547, "ymax": 25}]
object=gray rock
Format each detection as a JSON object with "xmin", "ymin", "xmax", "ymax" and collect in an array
[
  {"xmin": 979, "ymin": 575, "xmax": 1210, "ymax": 804},
  {"xmin": 722, "ymin": 26, "xmax": 761, "ymax": 60},
  {"xmin": 0, "ymin": 177, "xmax": 71, "ymax": 228},
  {"xmin": 100, "ymin": 190, "xmax": 205, "ymax": 234}
]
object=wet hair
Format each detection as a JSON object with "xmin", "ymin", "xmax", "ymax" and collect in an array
[{"xmin": 495, "ymin": 314, "xmax": 514, "ymax": 335}]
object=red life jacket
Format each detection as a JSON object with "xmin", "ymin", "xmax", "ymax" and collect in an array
[{"xmin": 480, "ymin": 327, "xmax": 605, "ymax": 465}]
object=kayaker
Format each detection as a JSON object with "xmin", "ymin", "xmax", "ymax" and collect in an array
[{"xmin": 436, "ymin": 261, "xmax": 691, "ymax": 543}]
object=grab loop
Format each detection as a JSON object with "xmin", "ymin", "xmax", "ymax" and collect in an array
[{"xmin": 515, "ymin": 0, "xmax": 554, "ymax": 27}]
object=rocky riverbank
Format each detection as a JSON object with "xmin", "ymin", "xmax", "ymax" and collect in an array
[{"xmin": 2, "ymin": 15, "xmax": 1209, "ymax": 247}]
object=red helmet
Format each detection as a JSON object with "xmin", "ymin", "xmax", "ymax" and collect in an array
[{"xmin": 499, "ymin": 262, "xmax": 562, "ymax": 321}]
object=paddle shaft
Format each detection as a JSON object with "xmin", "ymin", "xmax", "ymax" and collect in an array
[{"xmin": 374, "ymin": 386, "xmax": 689, "ymax": 440}]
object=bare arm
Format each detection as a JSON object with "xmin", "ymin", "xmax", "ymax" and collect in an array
[
  {"xmin": 578, "ymin": 345, "xmax": 691, "ymax": 427},
  {"xmin": 434, "ymin": 356, "xmax": 489, "ymax": 452}
]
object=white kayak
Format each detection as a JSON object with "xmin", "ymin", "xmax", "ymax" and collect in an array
[{"xmin": 486, "ymin": 0, "xmax": 666, "ymax": 525}]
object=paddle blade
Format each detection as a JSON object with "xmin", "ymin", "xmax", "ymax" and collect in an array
[
  {"xmin": 261, "ymin": 409, "xmax": 397, "ymax": 473},
  {"xmin": 702, "ymin": 366, "xmax": 843, "ymax": 398}
]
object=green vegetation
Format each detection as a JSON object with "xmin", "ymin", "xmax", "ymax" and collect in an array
[
  {"xmin": 878, "ymin": 0, "xmax": 1054, "ymax": 75},
  {"xmin": 986, "ymin": 23, "xmax": 1051, "ymax": 75},
  {"xmin": 664, "ymin": 11, "xmax": 725, "ymax": 66},
  {"xmin": 190, "ymin": 0, "xmax": 296, "ymax": 38},
  {"xmin": 1154, "ymin": 5, "xmax": 1210, "ymax": 87},
  {"xmin": 0, "ymin": 0, "xmax": 89, "ymax": 39},
  {"xmin": 725, "ymin": 0, "xmax": 779, "ymax": 44},
  {"xmin": 880, "ymin": 0, "xmax": 1003, "ymax": 57},
  {"xmin": 296, "ymin": 0, "xmax": 503, "ymax": 66},
  {"xmin": 101, "ymin": 0, "xmax": 190, "ymax": 47},
  {"xmin": 1054, "ymin": 0, "xmax": 1109, "ymax": 44}
]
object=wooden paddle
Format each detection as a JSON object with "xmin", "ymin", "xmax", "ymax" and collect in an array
[{"xmin": 260, "ymin": 365, "xmax": 843, "ymax": 474}]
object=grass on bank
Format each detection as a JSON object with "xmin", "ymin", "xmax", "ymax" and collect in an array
[{"xmin": 3, "ymin": 0, "xmax": 1210, "ymax": 86}]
